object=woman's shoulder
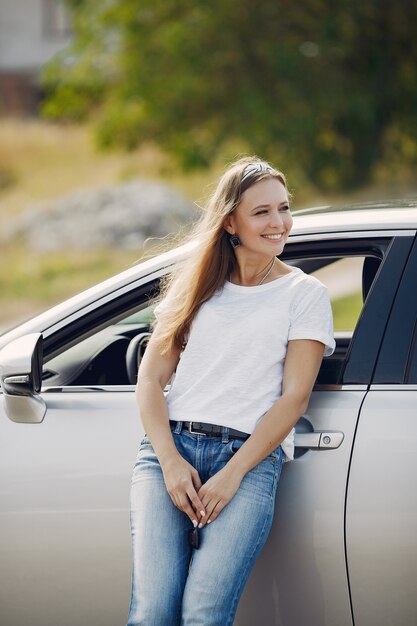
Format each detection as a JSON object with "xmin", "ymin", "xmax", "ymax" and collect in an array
[
  {"xmin": 281, "ymin": 267, "xmax": 329, "ymax": 313},
  {"xmin": 286, "ymin": 264, "xmax": 328, "ymax": 291}
]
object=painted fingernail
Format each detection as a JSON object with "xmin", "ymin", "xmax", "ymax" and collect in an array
[
  {"xmin": 192, "ymin": 520, "xmax": 197, "ymax": 528},
  {"xmin": 200, "ymin": 510, "xmax": 205, "ymax": 517},
  {"xmin": 207, "ymin": 519, "xmax": 212, "ymax": 524},
  {"xmin": 198, "ymin": 522, "xmax": 203, "ymax": 529}
]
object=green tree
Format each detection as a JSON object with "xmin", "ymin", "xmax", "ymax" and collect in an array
[{"xmin": 42, "ymin": 0, "xmax": 417, "ymax": 190}]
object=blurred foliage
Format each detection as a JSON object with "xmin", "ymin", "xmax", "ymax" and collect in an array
[{"xmin": 41, "ymin": 0, "xmax": 417, "ymax": 190}]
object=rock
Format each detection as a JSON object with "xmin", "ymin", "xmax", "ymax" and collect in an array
[{"xmin": 2, "ymin": 180, "xmax": 197, "ymax": 250}]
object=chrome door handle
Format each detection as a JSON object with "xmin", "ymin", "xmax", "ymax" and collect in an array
[{"xmin": 294, "ymin": 431, "xmax": 344, "ymax": 450}]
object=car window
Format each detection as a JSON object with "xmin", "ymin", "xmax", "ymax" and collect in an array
[
  {"xmin": 309, "ymin": 256, "xmax": 365, "ymax": 332},
  {"xmin": 371, "ymin": 236, "xmax": 417, "ymax": 385},
  {"xmin": 42, "ymin": 252, "xmax": 381, "ymax": 389},
  {"xmin": 116, "ymin": 305, "xmax": 155, "ymax": 325},
  {"xmin": 285, "ymin": 254, "xmax": 380, "ymax": 385},
  {"xmin": 42, "ymin": 299, "xmax": 157, "ymax": 387}
]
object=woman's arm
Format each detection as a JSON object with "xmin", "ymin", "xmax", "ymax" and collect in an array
[
  {"xmin": 197, "ymin": 338, "xmax": 325, "ymax": 526},
  {"xmin": 228, "ymin": 338, "xmax": 325, "ymax": 473},
  {"xmin": 136, "ymin": 324, "xmax": 206, "ymax": 526}
]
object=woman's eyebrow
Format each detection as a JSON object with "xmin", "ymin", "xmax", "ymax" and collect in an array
[{"xmin": 251, "ymin": 201, "xmax": 289, "ymax": 212}]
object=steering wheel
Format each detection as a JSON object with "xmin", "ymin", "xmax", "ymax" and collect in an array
[{"xmin": 126, "ymin": 332, "xmax": 151, "ymax": 385}]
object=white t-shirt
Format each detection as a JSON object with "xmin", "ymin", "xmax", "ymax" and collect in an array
[{"xmin": 154, "ymin": 266, "xmax": 336, "ymax": 461}]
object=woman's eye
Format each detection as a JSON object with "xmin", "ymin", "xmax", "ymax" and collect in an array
[{"xmin": 255, "ymin": 206, "xmax": 290, "ymax": 215}]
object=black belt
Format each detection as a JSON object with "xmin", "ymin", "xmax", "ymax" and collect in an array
[{"xmin": 170, "ymin": 420, "xmax": 250, "ymax": 440}]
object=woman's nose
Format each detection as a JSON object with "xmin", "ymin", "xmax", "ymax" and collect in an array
[{"xmin": 269, "ymin": 209, "xmax": 285, "ymax": 227}]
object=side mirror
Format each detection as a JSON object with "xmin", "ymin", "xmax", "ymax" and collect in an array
[{"xmin": 0, "ymin": 332, "xmax": 46, "ymax": 423}]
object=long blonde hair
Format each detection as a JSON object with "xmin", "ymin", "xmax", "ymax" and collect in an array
[{"xmin": 153, "ymin": 156, "xmax": 291, "ymax": 355}]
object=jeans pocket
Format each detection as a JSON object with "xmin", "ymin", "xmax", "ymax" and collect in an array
[
  {"xmin": 228, "ymin": 438, "xmax": 246, "ymax": 455},
  {"xmin": 229, "ymin": 438, "xmax": 278, "ymax": 462},
  {"xmin": 133, "ymin": 436, "xmax": 153, "ymax": 469}
]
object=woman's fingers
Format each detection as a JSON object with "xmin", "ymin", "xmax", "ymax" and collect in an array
[
  {"xmin": 173, "ymin": 484, "xmax": 205, "ymax": 525},
  {"xmin": 188, "ymin": 488, "xmax": 206, "ymax": 522},
  {"xmin": 197, "ymin": 465, "xmax": 243, "ymax": 527},
  {"xmin": 198, "ymin": 498, "xmax": 223, "ymax": 527},
  {"xmin": 190, "ymin": 468, "xmax": 206, "ymax": 519},
  {"xmin": 168, "ymin": 489, "xmax": 194, "ymax": 523},
  {"xmin": 163, "ymin": 456, "xmax": 244, "ymax": 528},
  {"xmin": 166, "ymin": 474, "xmax": 206, "ymax": 525},
  {"xmin": 176, "ymin": 492, "xmax": 200, "ymax": 526},
  {"xmin": 191, "ymin": 467, "xmax": 202, "ymax": 492},
  {"xmin": 206, "ymin": 500, "xmax": 224, "ymax": 525}
]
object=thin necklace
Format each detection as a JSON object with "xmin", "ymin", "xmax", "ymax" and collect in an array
[
  {"xmin": 229, "ymin": 257, "xmax": 276, "ymax": 286},
  {"xmin": 257, "ymin": 257, "xmax": 276, "ymax": 285}
]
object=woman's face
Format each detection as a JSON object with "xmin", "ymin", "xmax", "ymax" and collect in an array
[{"xmin": 224, "ymin": 177, "xmax": 293, "ymax": 256}]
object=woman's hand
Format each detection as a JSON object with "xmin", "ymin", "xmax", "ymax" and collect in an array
[
  {"xmin": 161, "ymin": 454, "xmax": 206, "ymax": 527},
  {"xmin": 197, "ymin": 464, "xmax": 244, "ymax": 527}
]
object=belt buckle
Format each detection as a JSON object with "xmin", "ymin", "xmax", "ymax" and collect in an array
[{"xmin": 188, "ymin": 421, "xmax": 206, "ymax": 435}]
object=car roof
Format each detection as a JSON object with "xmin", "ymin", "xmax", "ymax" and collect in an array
[
  {"xmin": 291, "ymin": 199, "xmax": 417, "ymax": 234},
  {"xmin": 294, "ymin": 198, "xmax": 417, "ymax": 215},
  {"xmin": 1, "ymin": 200, "xmax": 417, "ymax": 348}
]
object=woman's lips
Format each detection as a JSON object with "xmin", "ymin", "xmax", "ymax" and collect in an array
[{"xmin": 261, "ymin": 233, "xmax": 284, "ymax": 241}]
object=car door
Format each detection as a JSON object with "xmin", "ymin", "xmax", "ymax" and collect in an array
[
  {"xmin": 235, "ymin": 232, "xmax": 415, "ymax": 626},
  {"xmin": 345, "ymin": 233, "xmax": 417, "ymax": 626},
  {"xmin": 0, "ymin": 278, "xmax": 162, "ymax": 626},
  {"xmin": 0, "ymin": 389, "xmax": 140, "ymax": 626}
]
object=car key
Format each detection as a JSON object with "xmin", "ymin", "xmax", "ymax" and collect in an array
[{"xmin": 188, "ymin": 527, "xmax": 200, "ymax": 549}]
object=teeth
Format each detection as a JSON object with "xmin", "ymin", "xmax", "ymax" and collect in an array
[{"xmin": 262, "ymin": 233, "xmax": 284, "ymax": 240}]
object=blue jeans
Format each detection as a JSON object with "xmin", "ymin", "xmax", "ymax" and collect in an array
[{"xmin": 126, "ymin": 421, "xmax": 286, "ymax": 626}]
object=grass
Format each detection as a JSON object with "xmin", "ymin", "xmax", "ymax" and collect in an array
[
  {"xmin": 0, "ymin": 240, "xmax": 143, "ymax": 328},
  {"xmin": 0, "ymin": 118, "xmax": 224, "ymax": 227}
]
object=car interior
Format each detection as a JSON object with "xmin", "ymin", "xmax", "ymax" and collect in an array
[{"xmin": 41, "ymin": 254, "xmax": 382, "ymax": 390}]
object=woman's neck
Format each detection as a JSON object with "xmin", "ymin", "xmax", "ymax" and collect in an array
[{"xmin": 229, "ymin": 256, "xmax": 285, "ymax": 286}]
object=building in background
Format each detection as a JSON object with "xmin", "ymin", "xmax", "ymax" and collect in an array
[{"xmin": 0, "ymin": 0, "xmax": 72, "ymax": 114}]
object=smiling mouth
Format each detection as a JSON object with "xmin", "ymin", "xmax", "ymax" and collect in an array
[{"xmin": 261, "ymin": 233, "xmax": 284, "ymax": 240}]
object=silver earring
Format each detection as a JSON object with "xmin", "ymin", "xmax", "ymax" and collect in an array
[{"xmin": 229, "ymin": 234, "xmax": 241, "ymax": 249}]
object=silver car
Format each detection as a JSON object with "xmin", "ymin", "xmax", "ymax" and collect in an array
[{"xmin": 1, "ymin": 201, "xmax": 417, "ymax": 626}]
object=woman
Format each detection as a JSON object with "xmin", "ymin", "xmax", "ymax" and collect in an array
[{"xmin": 126, "ymin": 156, "xmax": 335, "ymax": 626}]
